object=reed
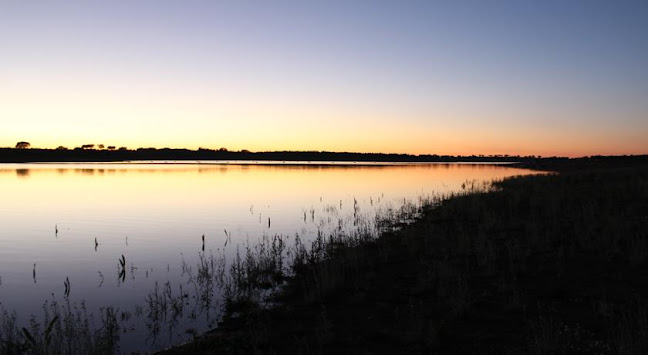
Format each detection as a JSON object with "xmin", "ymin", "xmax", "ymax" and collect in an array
[{"xmin": 0, "ymin": 298, "xmax": 119, "ymax": 354}]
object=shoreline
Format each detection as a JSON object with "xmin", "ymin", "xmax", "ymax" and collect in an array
[
  {"xmin": 0, "ymin": 147, "xmax": 560, "ymax": 164},
  {"xmin": 0, "ymin": 160, "xmax": 520, "ymax": 168},
  {"xmin": 2, "ymin": 148, "xmax": 645, "ymax": 170}
]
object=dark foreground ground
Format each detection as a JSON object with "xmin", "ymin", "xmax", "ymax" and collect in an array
[{"xmin": 161, "ymin": 156, "xmax": 648, "ymax": 354}]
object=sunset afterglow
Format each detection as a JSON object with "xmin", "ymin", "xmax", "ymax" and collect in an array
[{"xmin": 1, "ymin": 1, "xmax": 647, "ymax": 156}]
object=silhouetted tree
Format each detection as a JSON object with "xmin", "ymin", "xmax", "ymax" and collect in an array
[
  {"xmin": 81, "ymin": 144, "xmax": 95, "ymax": 150},
  {"xmin": 218, "ymin": 147, "xmax": 228, "ymax": 152},
  {"xmin": 16, "ymin": 169, "xmax": 29, "ymax": 176},
  {"xmin": 107, "ymin": 146, "xmax": 116, "ymax": 150},
  {"xmin": 118, "ymin": 147, "xmax": 128, "ymax": 151},
  {"xmin": 56, "ymin": 146, "xmax": 68, "ymax": 150},
  {"xmin": 98, "ymin": 144, "xmax": 105, "ymax": 149},
  {"xmin": 15, "ymin": 141, "xmax": 30, "ymax": 149}
]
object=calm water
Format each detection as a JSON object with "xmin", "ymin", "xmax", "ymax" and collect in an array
[{"xmin": 0, "ymin": 162, "xmax": 535, "ymax": 352}]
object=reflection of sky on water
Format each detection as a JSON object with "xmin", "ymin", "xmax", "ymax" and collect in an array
[{"xmin": 0, "ymin": 162, "xmax": 536, "ymax": 352}]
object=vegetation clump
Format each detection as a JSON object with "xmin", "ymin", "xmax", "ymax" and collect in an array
[{"xmin": 0, "ymin": 298, "xmax": 119, "ymax": 355}]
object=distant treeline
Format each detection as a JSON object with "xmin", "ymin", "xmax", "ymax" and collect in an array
[
  {"xmin": 1, "ymin": 147, "xmax": 646, "ymax": 167},
  {"xmin": 0, "ymin": 147, "xmax": 553, "ymax": 163}
]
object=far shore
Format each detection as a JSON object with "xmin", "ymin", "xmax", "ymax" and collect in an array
[
  {"xmin": 3, "ymin": 147, "xmax": 647, "ymax": 166},
  {"xmin": 1, "ymin": 147, "xmax": 553, "ymax": 164}
]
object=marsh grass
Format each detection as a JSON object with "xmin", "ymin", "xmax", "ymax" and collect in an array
[{"xmin": 0, "ymin": 297, "xmax": 118, "ymax": 354}]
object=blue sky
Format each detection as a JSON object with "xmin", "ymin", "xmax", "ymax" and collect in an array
[{"xmin": 1, "ymin": 0, "xmax": 647, "ymax": 156}]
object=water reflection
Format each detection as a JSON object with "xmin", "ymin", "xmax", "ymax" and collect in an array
[{"xmin": 0, "ymin": 162, "xmax": 536, "ymax": 353}]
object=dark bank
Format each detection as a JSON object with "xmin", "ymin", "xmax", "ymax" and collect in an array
[{"xmin": 0, "ymin": 146, "xmax": 548, "ymax": 164}]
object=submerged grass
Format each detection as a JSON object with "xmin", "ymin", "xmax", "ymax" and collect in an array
[{"xmin": 161, "ymin": 158, "xmax": 648, "ymax": 354}]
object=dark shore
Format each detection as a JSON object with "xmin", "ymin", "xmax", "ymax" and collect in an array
[
  {"xmin": 156, "ymin": 155, "xmax": 648, "ymax": 354},
  {"xmin": 1, "ymin": 147, "xmax": 547, "ymax": 164}
]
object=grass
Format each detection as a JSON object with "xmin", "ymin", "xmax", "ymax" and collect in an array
[
  {"xmin": 0, "ymin": 297, "xmax": 119, "ymax": 354},
  {"xmin": 159, "ymin": 157, "xmax": 648, "ymax": 354}
]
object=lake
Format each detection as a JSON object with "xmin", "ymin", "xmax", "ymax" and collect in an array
[{"xmin": 0, "ymin": 162, "xmax": 536, "ymax": 353}]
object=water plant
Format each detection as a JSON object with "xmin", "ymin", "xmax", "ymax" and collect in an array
[{"xmin": 0, "ymin": 298, "xmax": 119, "ymax": 354}]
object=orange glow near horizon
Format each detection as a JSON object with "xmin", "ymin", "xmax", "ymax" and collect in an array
[
  {"xmin": 2, "ymin": 85, "xmax": 645, "ymax": 158},
  {"xmin": 5, "ymin": 123, "xmax": 645, "ymax": 159}
]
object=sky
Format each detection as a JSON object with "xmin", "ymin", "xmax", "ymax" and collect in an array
[{"xmin": 1, "ymin": 0, "xmax": 647, "ymax": 157}]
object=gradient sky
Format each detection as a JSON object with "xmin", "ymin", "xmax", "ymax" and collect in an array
[{"xmin": 1, "ymin": 1, "xmax": 647, "ymax": 156}]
